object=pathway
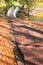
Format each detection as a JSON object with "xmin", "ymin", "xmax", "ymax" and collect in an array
[{"xmin": 0, "ymin": 17, "xmax": 43, "ymax": 65}]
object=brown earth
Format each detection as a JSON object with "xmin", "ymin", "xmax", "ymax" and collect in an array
[
  {"xmin": 0, "ymin": 17, "xmax": 43, "ymax": 65},
  {"xmin": 10, "ymin": 18, "xmax": 43, "ymax": 65},
  {"xmin": 0, "ymin": 17, "xmax": 17, "ymax": 65}
]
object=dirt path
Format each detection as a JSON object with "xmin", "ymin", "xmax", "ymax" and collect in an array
[
  {"xmin": 0, "ymin": 17, "xmax": 17, "ymax": 65},
  {"xmin": 0, "ymin": 17, "xmax": 43, "ymax": 65},
  {"xmin": 10, "ymin": 18, "xmax": 43, "ymax": 65}
]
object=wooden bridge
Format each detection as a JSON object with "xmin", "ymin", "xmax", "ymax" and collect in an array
[{"xmin": 0, "ymin": 17, "xmax": 43, "ymax": 65}]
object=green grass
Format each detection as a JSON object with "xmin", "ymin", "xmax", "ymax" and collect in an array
[
  {"xmin": 36, "ymin": 3, "xmax": 43, "ymax": 8},
  {"xmin": 29, "ymin": 15, "xmax": 43, "ymax": 22}
]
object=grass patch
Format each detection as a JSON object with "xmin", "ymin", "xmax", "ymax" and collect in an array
[{"xmin": 29, "ymin": 15, "xmax": 43, "ymax": 22}]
